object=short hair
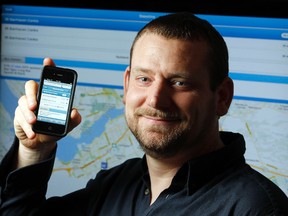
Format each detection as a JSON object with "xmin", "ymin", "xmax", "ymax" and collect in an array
[{"xmin": 129, "ymin": 12, "xmax": 229, "ymax": 91}]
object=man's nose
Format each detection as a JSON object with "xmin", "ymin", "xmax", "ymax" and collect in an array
[{"xmin": 148, "ymin": 81, "xmax": 171, "ymax": 109}]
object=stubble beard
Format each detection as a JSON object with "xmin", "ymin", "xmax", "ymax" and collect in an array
[{"xmin": 126, "ymin": 108, "xmax": 192, "ymax": 159}]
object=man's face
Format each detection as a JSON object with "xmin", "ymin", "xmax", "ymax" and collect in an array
[{"xmin": 123, "ymin": 33, "xmax": 222, "ymax": 159}]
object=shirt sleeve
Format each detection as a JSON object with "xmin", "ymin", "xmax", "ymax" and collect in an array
[{"xmin": 0, "ymin": 137, "xmax": 56, "ymax": 216}]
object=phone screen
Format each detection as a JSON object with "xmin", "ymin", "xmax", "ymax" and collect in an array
[
  {"xmin": 37, "ymin": 79, "xmax": 72, "ymax": 125},
  {"xmin": 33, "ymin": 66, "xmax": 77, "ymax": 136}
]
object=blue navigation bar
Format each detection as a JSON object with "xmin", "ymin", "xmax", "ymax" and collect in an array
[{"xmin": 2, "ymin": 5, "xmax": 288, "ymax": 40}]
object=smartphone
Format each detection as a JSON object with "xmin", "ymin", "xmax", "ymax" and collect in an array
[{"xmin": 32, "ymin": 65, "xmax": 78, "ymax": 137}]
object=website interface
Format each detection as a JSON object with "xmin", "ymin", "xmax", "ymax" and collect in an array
[
  {"xmin": 37, "ymin": 79, "xmax": 72, "ymax": 125},
  {"xmin": 1, "ymin": 5, "xmax": 288, "ymax": 197}
]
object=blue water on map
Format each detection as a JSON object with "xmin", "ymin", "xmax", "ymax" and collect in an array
[
  {"xmin": 0, "ymin": 79, "xmax": 124, "ymax": 163},
  {"xmin": 57, "ymin": 107, "xmax": 124, "ymax": 162}
]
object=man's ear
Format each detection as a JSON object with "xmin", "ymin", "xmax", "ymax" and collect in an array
[
  {"xmin": 216, "ymin": 77, "xmax": 234, "ymax": 117},
  {"xmin": 122, "ymin": 66, "xmax": 130, "ymax": 105}
]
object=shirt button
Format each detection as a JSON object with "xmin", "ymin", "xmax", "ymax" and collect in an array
[{"xmin": 144, "ymin": 188, "xmax": 150, "ymax": 195}]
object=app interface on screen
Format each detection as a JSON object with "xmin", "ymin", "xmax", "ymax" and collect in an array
[
  {"xmin": 1, "ymin": 5, "xmax": 287, "ymax": 197},
  {"xmin": 37, "ymin": 79, "xmax": 72, "ymax": 125}
]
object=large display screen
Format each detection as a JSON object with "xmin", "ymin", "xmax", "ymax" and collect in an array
[{"xmin": 1, "ymin": 5, "xmax": 287, "ymax": 197}]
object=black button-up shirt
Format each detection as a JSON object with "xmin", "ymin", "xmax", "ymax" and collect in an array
[{"xmin": 0, "ymin": 131, "xmax": 287, "ymax": 215}]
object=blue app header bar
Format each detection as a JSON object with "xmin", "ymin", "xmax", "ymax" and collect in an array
[
  {"xmin": 2, "ymin": 4, "xmax": 288, "ymax": 40},
  {"xmin": 2, "ymin": 5, "xmax": 163, "ymax": 22}
]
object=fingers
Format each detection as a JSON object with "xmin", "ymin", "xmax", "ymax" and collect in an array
[
  {"xmin": 15, "ymin": 80, "xmax": 38, "ymax": 140},
  {"xmin": 43, "ymin": 57, "xmax": 56, "ymax": 66},
  {"xmin": 68, "ymin": 108, "xmax": 82, "ymax": 133},
  {"xmin": 25, "ymin": 80, "xmax": 38, "ymax": 110},
  {"xmin": 14, "ymin": 100, "xmax": 36, "ymax": 139},
  {"xmin": 15, "ymin": 58, "xmax": 79, "ymax": 142}
]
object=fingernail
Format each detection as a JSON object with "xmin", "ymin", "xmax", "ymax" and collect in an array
[
  {"xmin": 28, "ymin": 99, "xmax": 35, "ymax": 106},
  {"xmin": 27, "ymin": 113, "xmax": 35, "ymax": 122}
]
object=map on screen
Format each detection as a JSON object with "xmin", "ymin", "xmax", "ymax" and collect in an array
[{"xmin": 1, "ymin": 5, "xmax": 287, "ymax": 197}]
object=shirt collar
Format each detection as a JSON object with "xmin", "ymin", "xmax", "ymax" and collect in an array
[
  {"xmin": 186, "ymin": 131, "xmax": 246, "ymax": 194},
  {"xmin": 141, "ymin": 131, "xmax": 246, "ymax": 195}
]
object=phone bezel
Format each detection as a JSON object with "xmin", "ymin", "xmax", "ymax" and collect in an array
[{"xmin": 32, "ymin": 65, "xmax": 78, "ymax": 137}]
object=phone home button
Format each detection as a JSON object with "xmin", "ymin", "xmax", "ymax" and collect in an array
[{"xmin": 48, "ymin": 126, "xmax": 53, "ymax": 131}]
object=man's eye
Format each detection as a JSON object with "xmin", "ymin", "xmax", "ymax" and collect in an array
[
  {"xmin": 139, "ymin": 77, "xmax": 149, "ymax": 82},
  {"xmin": 174, "ymin": 81, "xmax": 185, "ymax": 86},
  {"xmin": 135, "ymin": 76, "xmax": 151, "ymax": 86}
]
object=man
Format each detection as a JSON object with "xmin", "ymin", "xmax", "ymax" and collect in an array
[{"xmin": 0, "ymin": 12, "xmax": 287, "ymax": 215}]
